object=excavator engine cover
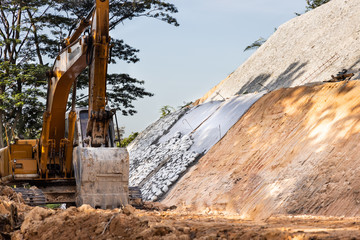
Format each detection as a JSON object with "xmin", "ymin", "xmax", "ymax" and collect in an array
[{"xmin": 73, "ymin": 146, "xmax": 129, "ymax": 209}]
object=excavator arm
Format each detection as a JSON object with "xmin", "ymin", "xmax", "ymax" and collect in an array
[
  {"xmin": 1, "ymin": 0, "xmax": 129, "ymax": 209},
  {"xmin": 40, "ymin": 0, "xmax": 113, "ymax": 177},
  {"xmin": 40, "ymin": 35, "xmax": 88, "ymax": 177},
  {"xmin": 85, "ymin": 0, "xmax": 112, "ymax": 147}
]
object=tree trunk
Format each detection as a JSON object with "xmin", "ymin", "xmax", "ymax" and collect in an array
[
  {"xmin": 26, "ymin": 9, "xmax": 43, "ymax": 65},
  {"xmin": 0, "ymin": 111, "xmax": 4, "ymax": 148}
]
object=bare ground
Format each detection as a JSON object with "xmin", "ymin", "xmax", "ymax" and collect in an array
[
  {"xmin": 3, "ymin": 82, "xmax": 360, "ymax": 239},
  {"xmin": 0, "ymin": 185, "xmax": 359, "ymax": 240},
  {"xmin": 164, "ymin": 81, "xmax": 360, "ymax": 220}
]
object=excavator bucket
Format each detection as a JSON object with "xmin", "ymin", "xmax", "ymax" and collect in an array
[{"xmin": 73, "ymin": 146, "xmax": 129, "ymax": 209}]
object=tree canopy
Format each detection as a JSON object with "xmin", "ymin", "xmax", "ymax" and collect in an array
[
  {"xmin": 0, "ymin": 0, "xmax": 179, "ymax": 145},
  {"xmin": 305, "ymin": 0, "xmax": 331, "ymax": 11}
]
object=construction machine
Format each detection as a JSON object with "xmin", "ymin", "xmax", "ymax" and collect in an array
[{"xmin": 0, "ymin": 0, "xmax": 131, "ymax": 209}]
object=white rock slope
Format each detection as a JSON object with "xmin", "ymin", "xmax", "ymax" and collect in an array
[
  {"xmin": 129, "ymin": 92, "xmax": 265, "ymax": 201},
  {"xmin": 204, "ymin": 0, "xmax": 360, "ymax": 102}
]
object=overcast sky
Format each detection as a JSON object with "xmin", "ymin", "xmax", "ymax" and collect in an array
[{"xmin": 110, "ymin": 0, "xmax": 307, "ymax": 135}]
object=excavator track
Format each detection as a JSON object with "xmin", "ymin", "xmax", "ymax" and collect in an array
[
  {"xmin": 129, "ymin": 186, "xmax": 143, "ymax": 208},
  {"xmin": 13, "ymin": 187, "xmax": 46, "ymax": 206},
  {"xmin": 9, "ymin": 180, "xmax": 140, "ymax": 207},
  {"xmin": 8, "ymin": 180, "xmax": 76, "ymax": 206}
]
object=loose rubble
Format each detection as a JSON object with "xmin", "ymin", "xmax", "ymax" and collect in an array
[
  {"xmin": 0, "ymin": 186, "xmax": 31, "ymax": 238},
  {"xmin": 131, "ymin": 132, "xmax": 200, "ymax": 201},
  {"xmin": 2, "ymin": 0, "xmax": 360, "ymax": 239},
  {"xmin": 129, "ymin": 93, "xmax": 264, "ymax": 201}
]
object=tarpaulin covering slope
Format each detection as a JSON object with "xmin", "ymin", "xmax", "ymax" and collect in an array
[
  {"xmin": 129, "ymin": 92, "xmax": 264, "ymax": 201},
  {"xmin": 163, "ymin": 81, "xmax": 360, "ymax": 220}
]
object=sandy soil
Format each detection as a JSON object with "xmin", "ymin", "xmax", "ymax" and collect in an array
[
  {"xmin": 0, "ymin": 185, "xmax": 359, "ymax": 239},
  {"xmin": 163, "ymin": 81, "xmax": 360, "ymax": 220},
  {"xmin": 3, "ymin": 81, "xmax": 360, "ymax": 239},
  {"xmin": 8, "ymin": 204, "xmax": 360, "ymax": 240}
]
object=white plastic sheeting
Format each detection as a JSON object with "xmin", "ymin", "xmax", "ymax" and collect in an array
[
  {"xmin": 129, "ymin": 92, "xmax": 265, "ymax": 201},
  {"xmin": 158, "ymin": 101, "xmax": 222, "ymax": 144},
  {"xmin": 190, "ymin": 92, "xmax": 266, "ymax": 154}
]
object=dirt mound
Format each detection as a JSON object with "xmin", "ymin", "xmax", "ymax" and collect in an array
[
  {"xmin": 163, "ymin": 80, "xmax": 360, "ymax": 220},
  {"xmin": 0, "ymin": 186, "xmax": 24, "ymax": 204},
  {"xmin": 15, "ymin": 205, "xmax": 146, "ymax": 240},
  {"xmin": 129, "ymin": 92, "xmax": 264, "ymax": 201},
  {"xmin": 11, "ymin": 203, "xmax": 360, "ymax": 239},
  {"xmin": 0, "ymin": 186, "xmax": 357, "ymax": 239},
  {"xmin": 0, "ymin": 186, "xmax": 30, "ymax": 238}
]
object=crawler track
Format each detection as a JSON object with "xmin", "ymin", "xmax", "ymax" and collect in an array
[{"xmin": 7, "ymin": 179, "xmax": 76, "ymax": 206}]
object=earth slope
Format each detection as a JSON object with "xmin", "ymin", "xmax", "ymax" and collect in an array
[
  {"xmin": 202, "ymin": 0, "xmax": 360, "ymax": 102},
  {"xmin": 163, "ymin": 81, "xmax": 360, "ymax": 220}
]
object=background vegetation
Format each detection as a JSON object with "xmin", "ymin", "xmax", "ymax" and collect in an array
[{"xmin": 0, "ymin": 0, "xmax": 179, "ymax": 146}]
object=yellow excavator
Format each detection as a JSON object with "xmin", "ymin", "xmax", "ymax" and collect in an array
[{"xmin": 0, "ymin": 0, "xmax": 132, "ymax": 209}]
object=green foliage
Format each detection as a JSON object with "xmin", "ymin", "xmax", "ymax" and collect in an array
[
  {"xmin": 45, "ymin": 0, "xmax": 179, "ymax": 116},
  {"xmin": 38, "ymin": 0, "xmax": 179, "ymax": 61},
  {"xmin": 119, "ymin": 132, "xmax": 138, "ymax": 147},
  {"xmin": 0, "ymin": 0, "xmax": 178, "ymax": 145},
  {"xmin": 0, "ymin": 61, "xmax": 48, "ymax": 139},
  {"xmin": 306, "ymin": 0, "xmax": 331, "ymax": 11},
  {"xmin": 160, "ymin": 105, "xmax": 175, "ymax": 118},
  {"xmin": 74, "ymin": 71, "xmax": 154, "ymax": 116},
  {"xmin": 243, "ymin": 37, "xmax": 266, "ymax": 52},
  {"xmin": 0, "ymin": 0, "xmax": 52, "ymax": 144},
  {"xmin": 45, "ymin": 203, "xmax": 61, "ymax": 209}
]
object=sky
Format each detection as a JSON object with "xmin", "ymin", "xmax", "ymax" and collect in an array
[{"xmin": 110, "ymin": 0, "xmax": 307, "ymax": 136}]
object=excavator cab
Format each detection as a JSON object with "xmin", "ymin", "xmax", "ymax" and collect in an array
[{"xmin": 65, "ymin": 108, "xmax": 116, "ymax": 148}]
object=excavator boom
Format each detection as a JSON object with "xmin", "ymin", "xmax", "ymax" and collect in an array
[
  {"xmin": 85, "ymin": 0, "xmax": 113, "ymax": 147},
  {"xmin": 0, "ymin": 0, "xmax": 130, "ymax": 208}
]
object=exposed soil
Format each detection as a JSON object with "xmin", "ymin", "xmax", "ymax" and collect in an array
[
  {"xmin": 204, "ymin": 0, "xmax": 360, "ymax": 102},
  {"xmin": 163, "ymin": 81, "xmax": 360, "ymax": 220},
  {"xmin": 0, "ymin": 185, "xmax": 359, "ymax": 240},
  {"xmin": 9, "ymin": 206, "xmax": 360, "ymax": 240},
  {"xmin": 0, "ymin": 186, "xmax": 31, "ymax": 238},
  {"xmin": 3, "ymin": 83, "xmax": 360, "ymax": 240}
]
